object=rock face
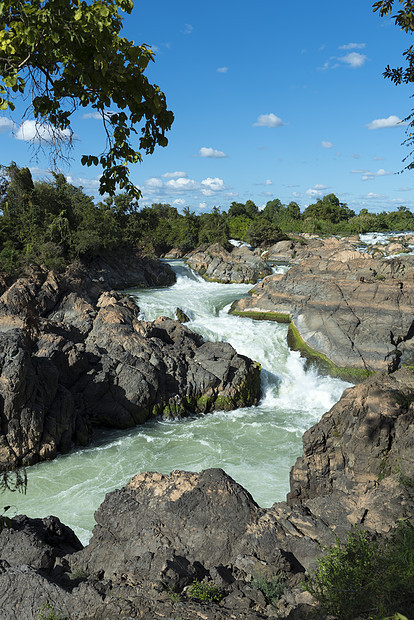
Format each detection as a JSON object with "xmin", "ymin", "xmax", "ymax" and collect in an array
[
  {"xmin": 0, "ymin": 368, "xmax": 413, "ymax": 618},
  {"xmin": 187, "ymin": 243, "xmax": 272, "ymax": 283},
  {"xmin": 264, "ymin": 235, "xmax": 364, "ymax": 264},
  {"xmin": 231, "ymin": 246, "xmax": 414, "ymax": 379},
  {"xmin": 0, "ymin": 257, "xmax": 260, "ymax": 471},
  {"xmin": 288, "ymin": 367, "xmax": 414, "ymax": 533}
]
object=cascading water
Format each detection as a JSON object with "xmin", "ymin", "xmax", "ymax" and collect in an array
[{"xmin": 1, "ymin": 261, "xmax": 349, "ymax": 544}]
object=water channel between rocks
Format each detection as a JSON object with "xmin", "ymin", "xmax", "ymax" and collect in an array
[{"xmin": 2, "ymin": 260, "xmax": 349, "ymax": 544}]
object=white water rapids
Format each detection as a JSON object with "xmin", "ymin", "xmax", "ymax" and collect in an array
[{"xmin": 2, "ymin": 261, "xmax": 349, "ymax": 544}]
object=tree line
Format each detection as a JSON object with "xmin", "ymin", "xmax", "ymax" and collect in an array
[{"xmin": 1, "ymin": 164, "xmax": 414, "ymax": 276}]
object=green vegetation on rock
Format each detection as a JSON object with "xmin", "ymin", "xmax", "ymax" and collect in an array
[
  {"xmin": 304, "ymin": 523, "xmax": 414, "ymax": 620},
  {"xmin": 287, "ymin": 321, "xmax": 373, "ymax": 383},
  {"xmin": 252, "ymin": 572, "xmax": 286, "ymax": 607},
  {"xmin": 229, "ymin": 306, "xmax": 291, "ymax": 323},
  {"xmin": 187, "ymin": 579, "xmax": 223, "ymax": 602}
]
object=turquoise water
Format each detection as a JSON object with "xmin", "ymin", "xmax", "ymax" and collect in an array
[{"xmin": 2, "ymin": 261, "xmax": 348, "ymax": 544}]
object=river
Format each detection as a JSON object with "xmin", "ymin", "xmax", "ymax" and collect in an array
[{"xmin": 1, "ymin": 261, "xmax": 349, "ymax": 544}]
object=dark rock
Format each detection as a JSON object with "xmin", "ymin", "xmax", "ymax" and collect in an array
[
  {"xmin": 176, "ymin": 307, "xmax": 190, "ymax": 323},
  {"xmin": 187, "ymin": 243, "xmax": 272, "ymax": 283},
  {"xmin": 0, "ymin": 514, "xmax": 82, "ymax": 572},
  {"xmin": 288, "ymin": 367, "xmax": 414, "ymax": 533}
]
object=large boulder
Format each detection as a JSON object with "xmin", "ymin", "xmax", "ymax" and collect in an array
[
  {"xmin": 288, "ymin": 367, "xmax": 414, "ymax": 533},
  {"xmin": 187, "ymin": 243, "xmax": 272, "ymax": 283},
  {"xmin": 264, "ymin": 235, "xmax": 365, "ymax": 264}
]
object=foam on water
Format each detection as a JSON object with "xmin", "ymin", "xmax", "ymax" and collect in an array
[
  {"xmin": 360, "ymin": 231, "xmax": 414, "ymax": 248},
  {"xmin": 2, "ymin": 260, "xmax": 349, "ymax": 544}
]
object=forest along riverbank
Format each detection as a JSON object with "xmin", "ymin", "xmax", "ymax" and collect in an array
[{"xmin": 1, "ymin": 260, "xmax": 348, "ymax": 545}]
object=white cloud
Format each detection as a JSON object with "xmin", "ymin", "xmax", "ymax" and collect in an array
[
  {"xmin": 362, "ymin": 168, "xmax": 391, "ymax": 181},
  {"xmin": 82, "ymin": 111, "xmax": 114, "ymax": 120},
  {"xmin": 136, "ymin": 173, "xmax": 230, "ymax": 207},
  {"xmin": 162, "ymin": 171, "xmax": 187, "ymax": 178},
  {"xmin": 365, "ymin": 192, "xmax": 383, "ymax": 199},
  {"xmin": 253, "ymin": 113, "xmax": 284, "ymax": 128},
  {"xmin": 65, "ymin": 175, "xmax": 101, "ymax": 192},
  {"xmin": 199, "ymin": 147, "xmax": 227, "ymax": 158},
  {"xmin": 166, "ymin": 177, "xmax": 198, "ymax": 191},
  {"xmin": 366, "ymin": 115, "xmax": 405, "ymax": 130},
  {"xmin": 0, "ymin": 117, "xmax": 15, "ymax": 133},
  {"xmin": 145, "ymin": 177, "xmax": 163, "ymax": 189},
  {"xmin": 339, "ymin": 42, "xmax": 366, "ymax": 50},
  {"xmin": 201, "ymin": 177, "xmax": 225, "ymax": 195},
  {"xmin": 29, "ymin": 166, "xmax": 51, "ymax": 177},
  {"xmin": 352, "ymin": 168, "xmax": 391, "ymax": 181},
  {"xmin": 339, "ymin": 52, "xmax": 368, "ymax": 68},
  {"xmin": 15, "ymin": 120, "xmax": 72, "ymax": 143},
  {"xmin": 217, "ymin": 67, "xmax": 228, "ymax": 73},
  {"xmin": 183, "ymin": 23, "xmax": 193, "ymax": 34},
  {"xmin": 199, "ymin": 202, "xmax": 208, "ymax": 209},
  {"xmin": 398, "ymin": 187, "xmax": 412, "ymax": 191},
  {"xmin": 82, "ymin": 112, "xmax": 103, "ymax": 120},
  {"xmin": 305, "ymin": 184, "xmax": 329, "ymax": 198},
  {"xmin": 352, "ymin": 153, "xmax": 361, "ymax": 159},
  {"xmin": 321, "ymin": 140, "xmax": 333, "ymax": 148},
  {"xmin": 265, "ymin": 179, "xmax": 273, "ymax": 185}
]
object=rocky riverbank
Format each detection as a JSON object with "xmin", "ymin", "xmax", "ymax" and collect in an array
[
  {"xmin": 0, "ymin": 366, "xmax": 412, "ymax": 618},
  {"xmin": 230, "ymin": 236, "xmax": 414, "ymax": 381},
  {"xmin": 0, "ymin": 255, "xmax": 260, "ymax": 471}
]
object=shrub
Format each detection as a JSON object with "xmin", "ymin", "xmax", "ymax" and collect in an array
[
  {"xmin": 251, "ymin": 571, "xmax": 286, "ymax": 606},
  {"xmin": 187, "ymin": 579, "xmax": 223, "ymax": 602},
  {"xmin": 38, "ymin": 602, "xmax": 65, "ymax": 619},
  {"xmin": 304, "ymin": 523, "xmax": 414, "ymax": 619}
]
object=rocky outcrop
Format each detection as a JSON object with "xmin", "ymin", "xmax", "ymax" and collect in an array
[
  {"xmin": 264, "ymin": 235, "xmax": 364, "ymax": 264},
  {"xmin": 288, "ymin": 367, "xmax": 414, "ymax": 532},
  {"xmin": 231, "ymin": 251, "xmax": 414, "ymax": 379},
  {"xmin": 187, "ymin": 243, "xmax": 272, "ymax": 283},
  {"xmin": 0, "ymin": 259, "xmax": 260, "ymax": 471},
  {"xmin": 0, "ymin": 368, "xmax": 413, "ymax": 618}
]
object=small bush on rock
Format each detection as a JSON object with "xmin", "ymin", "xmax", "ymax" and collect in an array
[
  {"xmin": 251, "ymin": 571, "xmax": 286, "ymax": 606},
  {"xmin": 304, "ymin": 523, "xmax": 414, "ymax": 619},
  {"xmin": 187, "ymin": 579, "xmax": 223, "ymax": 602},
  {"xmin": 38, "ymin": 602, "xmax": 65, "ymax": 620}
]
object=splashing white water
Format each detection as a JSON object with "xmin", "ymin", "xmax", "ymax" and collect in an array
[{"xmin": 2, "ymin": 261, "xmax": 349, "ymax": 544}]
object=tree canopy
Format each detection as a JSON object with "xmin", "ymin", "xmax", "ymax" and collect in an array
[
  {"xmin": 303, "ymin": 193, "xmax": 355, "ymax": 224},
  {"xmin": 0, "ymin": 0, "xmax": 173, "ymax": 197},
  {"xmin": 373, "ymin": 0, "xmax": 414, "ymax": 169}
]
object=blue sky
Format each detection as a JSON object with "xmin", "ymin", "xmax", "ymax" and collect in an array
[{"xmin": 1, "ymin": 0, "xmax": 414, "ymax": 214}]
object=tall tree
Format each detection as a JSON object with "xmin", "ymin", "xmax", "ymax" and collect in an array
[
  {"xmin": 373, "ymin": 0, "xmax": 414, "ymax": 169},
  {"xmin": 0, "ymin": 0, "xmax": 173, "ymax": 197}
]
